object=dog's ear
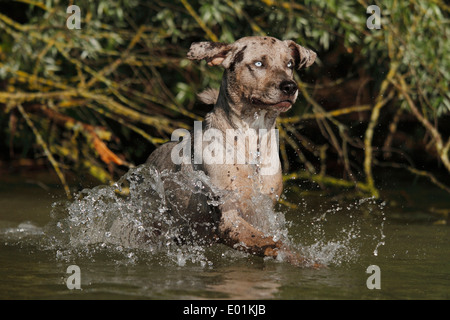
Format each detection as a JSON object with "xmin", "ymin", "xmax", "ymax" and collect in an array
[
  {"xmin": 187, "ymin": 42, "xmax": 233, "ymax": 67},
  {"xmin": 284, "ymin": 40, "xmax": 317, "ymax": 69}
]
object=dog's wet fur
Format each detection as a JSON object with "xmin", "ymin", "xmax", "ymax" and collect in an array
[{"xmin": 147, "ymin": 36, "xmax": 317, "ymax": 266}]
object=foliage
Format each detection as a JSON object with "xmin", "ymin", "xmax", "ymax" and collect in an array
[{"xmin": 0, "ymin": 0, "xmax": 449, "ymax": 199}]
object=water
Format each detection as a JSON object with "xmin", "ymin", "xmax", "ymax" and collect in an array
[{"xmin": 0, "ymin": 168, "xmax": 449, "ymax": 299}]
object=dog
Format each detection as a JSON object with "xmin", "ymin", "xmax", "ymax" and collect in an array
[{"xmin": 147, "ymin": 36, "xmax": 316, "ymax": 266}]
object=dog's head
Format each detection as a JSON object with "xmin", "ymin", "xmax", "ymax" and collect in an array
[{"xmin": 188, "ymin": 36, "xmax": 316, "ymax": 113}]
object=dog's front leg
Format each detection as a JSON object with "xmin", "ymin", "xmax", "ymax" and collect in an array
[
  {"xmin": 218, "ymin": 207, "xmax": 316, "ymax": 267},
  {"xmin": 218, "ymin": 208, "xmax": 282, "ymax": 257}
]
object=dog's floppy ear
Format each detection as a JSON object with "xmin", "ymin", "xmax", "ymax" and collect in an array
[
  {"xmin": 187, "ymin": 42, "xmax": 233, "ymax": 67},
  {"xmin": 284, "ymin": 40, "xmax": 317, "ymax": 69}
]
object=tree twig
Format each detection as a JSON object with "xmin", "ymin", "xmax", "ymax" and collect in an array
[{"xmin": 16, "ymin": 103, "xmax": 72, "ymax": 199}]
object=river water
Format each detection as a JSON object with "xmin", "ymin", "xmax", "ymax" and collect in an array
[{"xmin": 0, "ymin": 167, "xmax": 449, "ymax": 299}]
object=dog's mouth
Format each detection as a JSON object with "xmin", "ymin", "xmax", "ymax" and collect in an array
[{"xmin": 250, "ymin": 98, "xmax": 293, "ymax": 111}]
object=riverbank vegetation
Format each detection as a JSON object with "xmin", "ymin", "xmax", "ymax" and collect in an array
[{"xmin": 0, "ymin": 0, "xmax": 449, "ymax": 201}]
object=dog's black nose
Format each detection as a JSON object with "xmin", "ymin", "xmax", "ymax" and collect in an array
[{"xmin": 279, "ymin": 80, "xmax": 298, "ymax": 95}]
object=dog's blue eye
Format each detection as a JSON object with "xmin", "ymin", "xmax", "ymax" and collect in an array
[
  {"xmin": 287, "ymin": 61, "xmax": 293, "ymax": 69},
  {"xmin": 254, "ymin": 61, "xmax": 263, "ymax": 67}
]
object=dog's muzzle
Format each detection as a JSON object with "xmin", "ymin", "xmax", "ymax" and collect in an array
[{"xmin": 279, "ymin": 80, "xmax": 298, "ymax": 96}]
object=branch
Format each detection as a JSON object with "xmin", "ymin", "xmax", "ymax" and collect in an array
[
  {"xmin": 180, "ymin": 0, "xmax": 218, "ymax": 42},
  {"xmin": 16, "ymin": 103, "xmax": 72, "ymax": 199},
  {"xmin": 394, "ymin": 75, "xmax": 450, "ymax": 174},
  {"xmin": 363, "ymin": 61, "xmax": 398, "ymax": 198},
  {"xmin": 278, "ymin": 105, "xmax": 371, "ymax": 124},
  {"xmin": 284, "ymin": 171, "xmax": 373, "ymax": 194}
]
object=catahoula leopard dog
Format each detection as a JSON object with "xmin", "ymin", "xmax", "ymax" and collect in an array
[{"xmin": 147, "ymin": 36, "xmax": 316, "ymax": 266}]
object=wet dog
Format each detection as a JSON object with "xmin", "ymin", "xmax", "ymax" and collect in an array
[{"xmin": 147, "ymin": 36, "xmax": 316, "ymax": 266}]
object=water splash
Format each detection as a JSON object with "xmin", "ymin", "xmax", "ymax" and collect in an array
[
  {"xmin": 41, "ymin": 164, "xmax": 387, "ymax": 268},
  {"xmin": 287, "ymin": 195, "xmax": 387, "ymax": 266},
  {"xmin": 45, "ymin": 164, "xmax": 223, "ymax": 266},
  {"xmin": 0, "ymin": 221, "xmax": 44, "ymax": 242}
]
